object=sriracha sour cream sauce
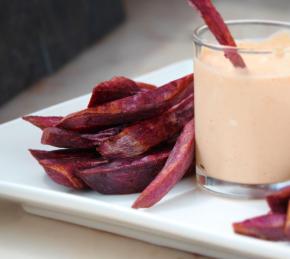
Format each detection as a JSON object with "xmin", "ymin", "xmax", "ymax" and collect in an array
[{"xmin": 195, "ymin": 31, "xmax": 290, "ymax": 184}]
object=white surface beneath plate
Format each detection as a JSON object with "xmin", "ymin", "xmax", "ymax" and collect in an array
[{"xmin": 1, "ymin": 60, "xmax": 290, "ymax": 259}]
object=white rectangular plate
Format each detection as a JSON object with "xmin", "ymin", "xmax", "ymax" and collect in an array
[{"xmin": 0, "ymin": 60, "xmax": 289, "ymax": 259}]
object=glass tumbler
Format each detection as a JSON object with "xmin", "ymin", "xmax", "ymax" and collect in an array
[{"xmin": 193, "ymin": 20, "xmax": 290, "ymax": 198}]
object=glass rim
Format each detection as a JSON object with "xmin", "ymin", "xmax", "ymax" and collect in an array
[{"xmin": 193, "ymin": 19, "xmax": 290, "ymax": 54}]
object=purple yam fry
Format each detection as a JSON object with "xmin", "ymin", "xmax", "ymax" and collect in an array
[
  {"xmin": 57, "ymin": 74, "xmax": 193, "ymax": 131},
  {"xmin": 82, "ymin": 126, "xmax": 123, "ymax": 143},
  {"xmin": 77, "ymin": 148, "xmax": 171, "ymax": 194},
  {"xmin": 136, "ymin": 82, "xmax": 157, "ymax": 91},
  {"xmin": 88, "ymin": 77, "xmax": 141, "ymax": 108},
  {"xmin": 183, "ymin": 159, "xmax": 196, "ymax": 178},
  {"xmin": 29, "ymin": 148, "xmax": 98, "ymax": 160},
  {"xmin": 285, "ymin": 201, "xmax": 290, "ymax": 237},
  {"xmin": 41, "ymin": 127, "xmax": 96, "ymax": 148},
  {"xmin": 98, "ymin": 94, "xmax": 193, "ymax": 158},
  {"xmin": 39, "ymin": 159, "xmax": 87, "ymax": 189},
  {"xmin": 188, "ymin": 0, "xmax": 246, "ymax": 68},
  {"xmin": 23, "ymin": 116, "xmax": 63, "ymax": 129},
  {"xmin": 35, "ymin": 155, "xmax": 107, "ymax": 189},
  {"xmin": 267, "ymin": 186, "xmax": 290, "ymax": 213},
  {"xmin": 29, "ymin": 148, "xmax": 104, "ymax": 189},
  {"xmin": 233, "ymin": 213, "xmax": 287, "ymax": 241},
  {"xmin": 41, "ymin": 126, "xmax": 123, "ymax": 149},
  {"xmin": 132, "ymin": 119, "xmax": 195, "ymax": 209}
]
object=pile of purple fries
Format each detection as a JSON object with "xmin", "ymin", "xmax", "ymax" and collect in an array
[{"xmin": 23, "ymin": 75, "xmax": 195, "ymax": 209}]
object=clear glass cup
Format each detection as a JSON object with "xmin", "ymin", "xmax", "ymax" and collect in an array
[{"xmin": 193, "ymin": 20, "xmax": 290, "ymax": 198}]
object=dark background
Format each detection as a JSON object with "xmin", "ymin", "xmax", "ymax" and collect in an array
[
  {"xmin": 0, "ymin": 0, "xmax": 290, "ymax": 124},
  {"xmin": 0, "ymin": 0, "xmax": 124, "ymax": 106}
]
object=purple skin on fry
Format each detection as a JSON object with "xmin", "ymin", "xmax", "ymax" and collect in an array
[
  {"xmin": 41, "ymin": 126, "xmax": 123, "ymax": 149},
  {"xmin": 40, "ymin": 161, "xmax": 87, "ymax": 189},
  {"xmin": 98, "ymin": 94, "xmax": 193, "ymax": 159},
  {"xmin": 88, "ymin": 77, "xmax": 141, "ymax": 108},
  {"xmin": 37, "ymin": 157, "xmax": 107, "ymax": 189},
  {"xmin": 285, "ymin": 201, "xmax": 290, "ymax": 237},
  {"xmin": 188, "ymin": 0, "xmax": 246, "ymax": 68},
  {"xmin": 30, "ymin": 148, "xmax": 106, "ymax": 189},
  {"xmin": 29, "ymin": 149, "xmax": 98, "ymax": 160},
  {"xmin": 77, "ymin": 148, "xmax": 171, "ymax": 194},
  {"xmin": 23, "ymin": 116, "xmax": 63, "ymax": 129},
  {"xmin": 57, "ymin": 74, "xmax": 193, "ymax": 131},
  {"xmin": 82, "ymin": 126, "xmax": 123, "ymax": 143},
  {"xmin": 233, "ymin": 213, "xmax": 287, "ymax": 241},
  {"xmin": 132, "ymin": 119, "xmax": 195, "ymax": 208},
  {"xmin": 267, "ymin": 186, "xmax": 290, "ymax": 213},
  {"xmin": 41, "ymin": 127, "xmax": 97, "ymax": 148},
  {"xmin": 136, "ymin": 82, "xmax": 157, "ymax": 91}
]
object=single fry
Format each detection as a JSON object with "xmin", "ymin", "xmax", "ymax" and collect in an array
[
  {"xmin": 132, "ymin": 119, "xmax": 195, "ymax": 208},
  {"xmin": 188, "ymin": 0, "xmax": 246, "ymax": 68},
  {"xmin": 285, "ymin": 201, "xmax": 290, "ymax": 238},
  {"xmin": 41, "ymin": 126, "xmax": 122, "ymax": 148},
  {"xmin": 29, "ymin": 148, "xmax": 98, "ymax": 160},
  {"xmin": 267, "ymin": 186, "xmax": 290, "ymax": 213},
  {"xmin": 41, "ymin": 127, "xmax": 96, "ymax": 148},
  {"xmin": 31, "ymin": 149, "xmax": 107, "ymax": 190},
  {"xmin": 23, "ymin": 116, "xmax": 63, "ymax": 129},
  {"xmin": 39, "ymin": 158, "xmax": 106, "ymax": 189},
  {"xmin": 233, "ymin": 213, "xmax": 287, "ymax": 241},
  {"xmin": 136, "ymin": 82, "xmax": 157, "ymax": 91},
  {"xmin": 88, "ymin": 77, "xmax": 141, "ymax": 107}
]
